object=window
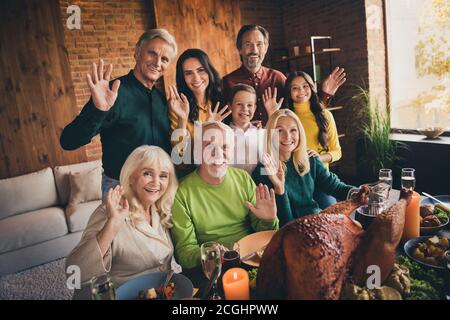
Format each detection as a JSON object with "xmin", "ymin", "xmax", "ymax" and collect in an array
[{"xmin": 385, "ymin": 0, "xmax": 449, "ymax": 131}]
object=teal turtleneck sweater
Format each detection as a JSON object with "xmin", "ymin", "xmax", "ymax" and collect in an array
[{"xmin": 252, "ymin": 156, "xmax": 353, "ymax": 226}]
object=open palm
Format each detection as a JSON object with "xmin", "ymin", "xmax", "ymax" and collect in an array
[
  {"xmin": 321, "ymin": 67, "xmax": 346, "ymax": 96},
  {"xmin": 263, "ymin": 87, "xmax": 284, "ymax": 118},
  {"xmin": 167, "ymin": 85, "xmax": 189, "ymax": 121},
  {"xmin": 263, "ymin": 153, "xmax": 285, "ymax": 194},
  {"xmin": 86, "ymin": 59, "xmax": 121, "ymax": 111},
  {"xmin": 105, "ymin": 185, "xmax": 129, "ymax": 224},
  {"xmin": 207, "ymin": 102, "xmax": 232, "ymax": 122},
  {"xmin": 246, "ymin": 183, "xmax": 277, "ymax": 221}
]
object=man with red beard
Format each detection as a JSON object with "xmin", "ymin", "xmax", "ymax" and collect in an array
[
  {"xmin": 171, "ymin": 121, "xmax": 279, "ymax": 269},
  {"xmin": 223, "ymin": 24, "xmax": 346, "ymax": 126},
  {"xmin": 60, "ymin": 29, "xmax": 177, "ymax": 201}
]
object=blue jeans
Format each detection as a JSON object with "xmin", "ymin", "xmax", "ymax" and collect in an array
[
  {"xmin": 101, "ymin": 174, "xmax": 120, "ymax": 203},
  {"xmin": 314, "ymin": 190, "xmax": 336, "ymax": 210}
]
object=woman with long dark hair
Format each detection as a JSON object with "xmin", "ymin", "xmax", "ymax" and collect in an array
[
  {"xmin": 288, "ymin": 71, "xmax": 342, "ymax": 208},
  {"xmin": 263, "ymin": 71, "xmax": 343, "ymax": 209},
  {"xmin": 168, "ymin": 48, "xmax": 230, "ymax": 139},
  {"xmin": 168, "ymin": 49, "xmax": 231, "ymax": 177}
]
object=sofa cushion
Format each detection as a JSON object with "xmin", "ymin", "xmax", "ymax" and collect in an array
[
  {"xmin": 68, "ymin": 166, "xmax": 102, "ymax": 207},
  {"xmin": 53, "ymin": 160, "xmax": 102, "ymax": 205},
  {"xmin": 0, "ymin": 167, "xmax": 59, "ymax": 220},
  {"xmin": 65, "ymin": 200, "xmax": 102, "ymax": 232},
  {"xmin": 0, "ymin": 207, "xmax": 68, "ymax": 254}
]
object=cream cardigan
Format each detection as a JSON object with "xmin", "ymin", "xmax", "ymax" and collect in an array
[{"xmin": 66, "ymin": 204, "xmax": 181, "ymax": 290}]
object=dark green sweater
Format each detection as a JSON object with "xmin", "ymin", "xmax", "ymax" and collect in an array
[
  {"xmin": 252, "ymin": 156, "xmax": 353, "ymax": 226},
  {"xmin": 60, "ymin": 71, "xmax": 171, "ymax": 180}
]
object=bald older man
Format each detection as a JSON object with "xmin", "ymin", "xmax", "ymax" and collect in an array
[{"xmin": 171, "ymin": 121, "xmax": 279, "ymax": 269}]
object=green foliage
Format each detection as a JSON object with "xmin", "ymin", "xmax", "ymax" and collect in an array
[
  {"xmin": 415, "ymin": 0, "xmax": 450, "ymax": 78},
  {"xmin": 248, "ymin": 268, "xmax": 258, "ymax": 281},
  {"xmin": 398, "ymin": 255, "xmax": 445, "ymax": 300},
  {"xmin": 351, "ymin": 86, "xmax": 407, "ymax": 178}
]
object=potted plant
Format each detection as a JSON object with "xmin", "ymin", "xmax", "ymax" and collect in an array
[{"xmin": 351, "ymin": 86, "xmax": 408, "ymax": 181}]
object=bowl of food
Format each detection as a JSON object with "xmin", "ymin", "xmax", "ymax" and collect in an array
[
  {"xmin": 116, "ymin": 272, "xmax": 194, "ymax": 300},
  {"xmin": 417, "ymin": 127, "xmax": 444, "ymax": 139},
  {"xmin": 420, "ymin": 204, "xmax": 449, "ymax": 235},
  {"xmin": 404, "ymin": 235, "xmax": 449, "ymax": 269}
]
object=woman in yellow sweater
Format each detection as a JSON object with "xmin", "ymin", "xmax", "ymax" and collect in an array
[{"xmin": 284, "ymin": 71, "xmax": 343, "ymax": 208}]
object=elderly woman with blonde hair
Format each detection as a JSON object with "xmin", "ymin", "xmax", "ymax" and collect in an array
[{"xmin": 66, "ymin": 145, "xmax": 181, "ymax": 291}]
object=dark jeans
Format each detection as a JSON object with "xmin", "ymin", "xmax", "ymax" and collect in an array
[{"xmin": 101, "ymin": 174, "xmax": 120, "ymax": 203}]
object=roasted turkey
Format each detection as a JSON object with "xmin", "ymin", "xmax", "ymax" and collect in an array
[{"xmin": 256, "ymin": 187, "xmax": 412, "ymax": 300}]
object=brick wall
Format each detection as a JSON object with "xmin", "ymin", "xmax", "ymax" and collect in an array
[
  {"xmin": 277, "ymin": 0, "xmax": 387, "ymax": 178},
  {"xmin": 365, "ymin": 0, "xmax": 387, "ymax": 108},
  {"xmin": 59, "ymin": 0, "xmax": 153, "ymax": 161},
  {"xmin": 58, "ymin": 0, "xmax": 386, "ymax": 178},
  {"xmin": 239, "ymin": 0, "xmax": 285, "ymax": 66},
  {"xmin": 59, "ymin": 0, "xmax": 286, "ymax": 161}
]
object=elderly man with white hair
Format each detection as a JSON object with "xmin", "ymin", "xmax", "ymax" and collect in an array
[
  {"xmin": 171, "ymin": 121, "xmax": 279, "ymax": 269},
  {"xmin": 60, "ymin": 29, "xmax": 178, "ymax": 201}
]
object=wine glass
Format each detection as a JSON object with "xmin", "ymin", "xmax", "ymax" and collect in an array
[
  {"xmin": 90, "ymin": 273, "xmax": 116, "ymax": 300},
  {"xmin": 378, "ymin": 168, "xmax": 392, "ymax": 199},
  {"xmin": 201, "ymin": 241, "xmax": 222, "ymax": 300},
  {"xmin": 378, "ymin": 169, "xmax": 392, "ymax": 188},
  {"xmin": 222, "ymin": 243, "xmax": 240, "ymax": 273},
  {"xmin": 401, "ymin": 168, "xmax": 416, "ymax": 191}
]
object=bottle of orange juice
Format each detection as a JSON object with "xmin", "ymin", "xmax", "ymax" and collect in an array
[{"xmin": 403, "ymin": 191, "xmax": 420, "ymax": 240}]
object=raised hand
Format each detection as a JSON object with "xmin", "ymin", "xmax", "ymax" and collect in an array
[
  {"xmin": 105, "ymin": 185, "xmax": 129, "ymax": 226},
  {"xmin": 263, "ymin": 153, "xmax": 286, "ymax": 195},
  {"xmin": 207, "ymin": 102, "xmax": 232, "ymax": 122},
  {"xmin": 263, "ymin": 87, "xmax": 284, "ymax": 118},
  {"xmin": 86, "ymin": 59, "xmax": 121, "ymax": 111},
  {"xmin": 245, "ymin": 183, "xmax": 277, "ymax": 221},
  {"xmin": 321, "ymin": 67, "xmax": 346, "ymax": 96},
  {"xmin": 167, "ymin": 85, "xmax": 189, "ymax": 122}
]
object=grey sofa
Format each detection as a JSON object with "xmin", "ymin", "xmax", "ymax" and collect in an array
[{"xmin": 0, "ymin": 160, "xmax": 102, "ymax": 275}]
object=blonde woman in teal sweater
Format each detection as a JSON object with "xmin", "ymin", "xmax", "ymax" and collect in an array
[{"xmin": 252, "ymin": 109, "xmax": 354, "ymax": 226}]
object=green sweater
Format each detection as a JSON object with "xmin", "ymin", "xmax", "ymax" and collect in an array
[
  {"xmin": 252, "ymin": 156, "xmax": 353, "ymax": 227},
  {"xmin": 171, "ymin": 167, "xmax": 279, "ymax": 269},
  {"xmin": 60, "ymin": 71, "xmax": 171, "ymax": 180}
]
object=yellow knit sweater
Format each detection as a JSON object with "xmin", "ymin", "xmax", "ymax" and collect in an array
[
  {"xmin": 169, "ymin": 103, "xmax": 209, "ymax": 138},
  {"xmin": 293, "ymin": 101, "xmax": 342, "ymax": 169}
]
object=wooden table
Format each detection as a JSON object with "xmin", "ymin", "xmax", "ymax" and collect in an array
[{"xmin": 74, "ymin": 190, "xmax": 449, "ymax": 300}]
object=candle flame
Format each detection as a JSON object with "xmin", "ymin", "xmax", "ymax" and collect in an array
[{"xmin": 233, "ymin": 272, "xmax": 238, "ymax": 280}]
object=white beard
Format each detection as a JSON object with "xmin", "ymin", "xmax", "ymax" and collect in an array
[{"xmin": 207, "ymin": 165, "xmax": 228, "ymax": 179}]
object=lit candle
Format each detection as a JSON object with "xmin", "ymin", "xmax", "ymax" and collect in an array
[
  {"xmin": 403, "ymin": 191, "xmax": 420, "ymax": 240},
  {"xmin": 222, "ymin": 268, "xmax": 250, "ymax": 300}
]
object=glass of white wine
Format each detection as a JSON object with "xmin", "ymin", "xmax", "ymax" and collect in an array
[
  {"xmin": 200, "ymin": 241, "xmax": 222, "ymax": 300},
  {"xmin": 401, "ymin": 168, "xmax": 416, "ymax": 191},
  {"xmin": 379, "ymin": 169, "xmax": 393, "ymax": 188},
  {"xmin": 378, "ymin": 168, "xmax": 392, "ymax": 199}
]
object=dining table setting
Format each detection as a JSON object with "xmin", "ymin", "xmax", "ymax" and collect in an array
[{"xmin": 74, "ymin": 168, "xmax": 450, "ymax": 301}]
